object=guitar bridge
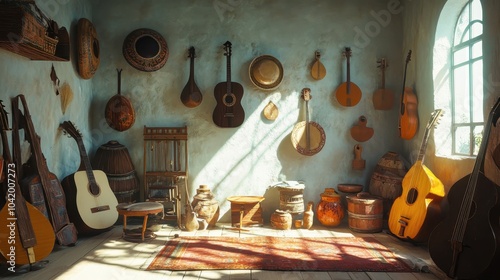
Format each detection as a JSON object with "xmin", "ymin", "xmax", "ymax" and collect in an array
[
  {"xmin": 224, "ymin": 113, "xmax": 234, "ymax": 118},
  {"xmin": 91, "ymin": 205, "xmax": 111, "ymax": 213},
  {"xmin": 398, "ymin": 218, "xmax": 408, "ymax": 237}
]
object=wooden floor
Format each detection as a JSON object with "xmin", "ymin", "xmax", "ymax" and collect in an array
[{"xmin": 1, "ymin": 219, "xmax": 449, "ymax": 280}]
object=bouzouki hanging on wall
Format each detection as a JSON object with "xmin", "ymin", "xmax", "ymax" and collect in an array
[
  {"xmin": 388, "ymin": 109, "xmax": 445, "ymax": 243},
  {"xmin": 181, "ymin": 46, "xmax": 203, "ymax": 108},
  {"xmin": 373, "ymin": 58, "xmax": 394, "ymax": 110},
  {"xmin": 311, "ymin": 51, "xmax": 326, "ymax": 80},
  {"xmin": 428, "ymin": 98, "xmax": 500, "ymax": 279},
  {"xmin": 335, "ymin": 47, "xmax": 362, "ymax": 107},
  {"xmin": 212, "ymin": 41, "xmax": 245, "ymax": 127},
  {"xmin": 399, "ymin": 50, "xmax": 418, "ymax": 139}
]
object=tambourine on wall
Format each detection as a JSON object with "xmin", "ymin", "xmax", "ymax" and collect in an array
[{"xmin": 122, "ymin": 28, "xmax": 169, "ymax": 72}]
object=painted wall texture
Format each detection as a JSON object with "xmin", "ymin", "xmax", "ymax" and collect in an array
[
  {"xmin": 88, "ymin": 0, "xmax": 406, "ymax": 222},
  {"xmin": 0, "ymin": 0, "xmax": 497, "ymax": 224}
]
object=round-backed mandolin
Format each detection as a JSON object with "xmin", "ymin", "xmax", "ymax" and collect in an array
[{"xmin": 181, "ymin": 46, "xmax": 203, "ymax": 108}]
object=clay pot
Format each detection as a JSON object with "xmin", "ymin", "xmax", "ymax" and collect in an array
[
  {"xmin": 270, "ymin": 210, "xmax": 292, "ymax": 230},
  {"xmin": 316, "ymin": 188, "xmax": 344, "ymax": 227},
  {"xmin": 303, "ymin": 201, "xmax": 314, "ymax": 229},
  {"xmin": 191, "ymin": 185, "xmax": 219, "ymax": 228}
]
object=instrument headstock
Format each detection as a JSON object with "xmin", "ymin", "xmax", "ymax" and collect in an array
[
  {"xmin": 406, "ymin": 50, "xmax": 412, "ymax": 64},
  {"xmin": 315, "ymin": 51, "xmax": 321, "ymax": 60},
  {"xmin": 426, "ymin": 109, "xmax": 444, "ymax": 130},
  {"xmin": 223, "ymin": 41, "xmax": 232, "ymax": 57},
  {"xmin": 188, "ymin": 46, "xmax": 196, "ymax": 58},
  {"xmin": 301, "ymin": 88, "xmax": 312, "ymax": 102},
  {"xmin": 343, "ymin": 47, "xmax": 352, "ymax": 58},
  {"xmin": 60, "ymin": 121, "xmax": 82, "ymax": 140},
  {"xmin": 377, "ymin": 58, "xmax": 388, "ymax": 70}
]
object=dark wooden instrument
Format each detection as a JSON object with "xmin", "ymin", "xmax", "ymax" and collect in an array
[
  {"xmin": 399, "ymin": 50, "xmax": 418, "ymax": 140},
  {"xmin": 335, "ymin": 47, "xmax": 362, "ymax": 107},
  {"xmin": 0, "ymin": 100, "xmax": 55, "ymax": 266},
  {"xmin": 373, "ymin": 58, "xmax": 394, "ymax": 110},
  {"xmin": 181, "ymin": 46, "xmax": 203, "ymax": 108},
  {"xmin": 212, "ymin": 41, "xmax": 245, "ymax": 128},
  {"xmin": 60, "ymin": 121, "xmax": 118, "ymax": 235},
  {"xmin": 14, "ymin": 95, "xmax": 77, "ymax": 246},
  {"xmin": 428, "ymin": 97, "xmax": 500, "ymax": 279},
  {"xmin": 104, "ymin": 69, "xmax": 135, "ymax": 132},
  {"xmin": 388, "ymin": 109, "xmax": 444, "ymax": 243}
]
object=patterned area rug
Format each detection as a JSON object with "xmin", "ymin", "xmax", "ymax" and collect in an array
[{"xmin": 147, "ymin": 236, "xmax": 413, "ymax": 271}]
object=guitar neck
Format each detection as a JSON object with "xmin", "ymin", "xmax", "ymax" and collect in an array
[
  {"xmin": 76, "ymin": 138, "xmax": 97, "ymax": 184},
  {"xmin": 416, "ymin": 126, "xmax": 432, "ymax": 163},
  {"xmin": 226, "ymin": 54, "xmax": 232, "ymax": 93},
  {"xmin": 346, "ymin": 56, "xmax": 351, "ymax": 93},
  {"xmin": 189, "ymin": 53, "xmax": 195, "ymax": 80}
]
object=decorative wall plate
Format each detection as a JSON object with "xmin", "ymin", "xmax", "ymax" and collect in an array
[
  {"xmin": 249, "ymin": 55, "xmax": 283, "ymax": 90},
  {"xmin": 122, "ymin": 28, "xmax": 168, "ymax": 72}
]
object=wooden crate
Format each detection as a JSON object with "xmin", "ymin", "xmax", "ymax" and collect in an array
[{"xmin": 227, "ymin": 196, "xmax": 264, "ymax": 227}]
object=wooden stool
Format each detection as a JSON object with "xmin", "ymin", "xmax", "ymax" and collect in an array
[
  {"xmin": 227, "ymin": 196, "xmax": 265, "ymax": 227},
  {"xmin": 116, "ymin": 202, "xmax": 164, "ymax": 242}
]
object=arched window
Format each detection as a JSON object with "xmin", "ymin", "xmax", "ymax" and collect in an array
[{"xmin": 434, "ymin": 0, "xmax": 483, "ymax": 157}]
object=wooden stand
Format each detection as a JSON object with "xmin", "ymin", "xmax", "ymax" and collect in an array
[
  {"xmin": 227, "ymin": 196, "xmax": 265, "ymax": 227},
  {"xmin": 117, "ymin": 202, "xmax": 164, "ymax": 242}
]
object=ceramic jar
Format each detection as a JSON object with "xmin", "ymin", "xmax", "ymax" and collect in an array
[
  {"xmin": 191, "ymin": 185, "xmax": 220, "ymax": 228},
  {"xmin": 270, "ymin": 210, "xmax": 292, "ymax": 230},
  {"xmin": 303, "ymin": 201, "xmax": 314, "ymax": 229},
  {"xmin": 316, "ymin": 188, "xmax": 344, "ymax": 227}
]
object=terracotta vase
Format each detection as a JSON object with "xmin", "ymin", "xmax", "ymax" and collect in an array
[
  {"xmin": 303, "ymin": 201, "xmax": 314, "ymax": 229},
  {"xmin": 316, "ymin": 188, "xmax": 344, "ymax": 227},
  {"xmin": 191, "ymin": 185, "xmax": 219, "ymax": 228}
]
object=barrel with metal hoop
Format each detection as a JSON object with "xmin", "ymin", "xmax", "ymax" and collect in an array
[
  {"xmin": 346, "ymin": 192, "xmax": 383, "ymax": 233},
  {"xmin": 92, "ymin": 140, "xmax": 139, "ymax": 203}
]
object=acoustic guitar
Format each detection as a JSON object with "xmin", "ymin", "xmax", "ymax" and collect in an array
[
  {"xmin": 428, "ymin": 98, "xmax": 500, "ymax": 279},
  {"xmin": 388, "ymin": 109, "xmax": 445, "ymax": 243},
  {"xmin": 399, "ymin": 50, "xmax": 418, "ymax": 140},
  {"xmin": 373, "ymin": 58, "xmax": 394, "ymax": 110},
  {"xmin": 60, "ymin": 121, "xmax": 118, "ymax": 235},
  {"xmin": 335, "ymin": 47, "xmax": 362, "ymax": 107},
  {"xmin": 212, "ymin": 41, "xmax": 245, "ymax": 128},
  {"xmin": 0, "ymin": 100, "xmax": 55, "ymax": 266},
  {"xmin": 181, "ymin": 46, "xmax": 203, "ymax": 108}
]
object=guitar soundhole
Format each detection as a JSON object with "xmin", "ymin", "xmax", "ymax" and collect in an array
[
  {"xmin": 406, "ymin": 188, "xmax": 418, "ymax": 204},
  {"xmin": 223, "ymin": 93, "xmax": 236, "ymax": 107},
  {"xmin": 89, "ymin": 183, "xmax": 101, "ymax": 196}
]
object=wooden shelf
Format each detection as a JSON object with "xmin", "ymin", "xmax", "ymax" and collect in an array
[{"xmin": 0, "ymin": 41, "xmax": 69, "ymax": 61}]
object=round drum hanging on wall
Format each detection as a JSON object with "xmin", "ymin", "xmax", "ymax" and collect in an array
[{"xmin": 122, "ymin": 28, "xmax": 169, "ymax": 72}]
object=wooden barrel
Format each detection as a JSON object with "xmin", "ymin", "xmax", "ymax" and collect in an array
[
  {"xmin": 92, "ymin": 140, "xmax": 139, "ymax": 203},
  {"xmin": 346, "ymin": 193, "xmax": 383, "ymax": 233},
  {"xmin": 278, "ymin": 188, "xmax": 304, "ymax": 214},
  {"xmin": 368, "ymin": 151, "xmax": 407, "ymax": 217},
  {"xmin": 270, "ymin": 210, "xmax": 292, "ymax": 230}
]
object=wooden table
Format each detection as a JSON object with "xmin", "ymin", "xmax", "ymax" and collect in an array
[
  {"xmin": 116, "ymin": 202, "xmax": 164, "ymax": 242},
  {"xmin": 227, "ymin": 196, "xmax": 265, "ymax": 227}
]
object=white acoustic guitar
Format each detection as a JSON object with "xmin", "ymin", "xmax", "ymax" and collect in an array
[{"xmin": 60, "ymin": 121, "xmax": 118, "ymax": 235}]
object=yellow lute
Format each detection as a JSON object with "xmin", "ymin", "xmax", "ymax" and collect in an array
[{"xmin": 388, "ymin": 109, "xmax": 445, "ymax": 243}]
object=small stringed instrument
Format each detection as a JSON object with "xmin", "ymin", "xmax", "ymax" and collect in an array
[
  {"xmin": 335, "ymin": 47, "xmax": 362, "ymax": 107},
  {"xmin": 388, "ymin": 109, "xmax": 445, "ymax": 243},
  {"xmin": 181, "ymin": 46, "xmax": 203, "ymax": 108},
  {"xmin": 373, "ymin": 58, "xmax": 394, "ymax": 110},
  {"xmin": 104, "ymin": 69, "xmax": 135, "ymax": 132},
  {"xmin": 429, "ymin": 98, "xmax": 500, "ymax": 279},
  {"xmin": 291, "ymin": 88, "xmax": 326, "ymax": 156},
  {"xmin": 399, "ymin": 50, "xmax": 418, "ymax": 140},
  {"xmin": 0, "ymin": 100, "xmax": 55, "ymax": 266},
  {"xmin": 310, "ymin": 51, "xmax": 326, "ymax": 80},
  {"xmin": 60, "ymin": 121, "xmax": 118, "ymax": 235},
  {"xmin": 212, "ymin": 41, "xmax": 245, "ymax": 128}
]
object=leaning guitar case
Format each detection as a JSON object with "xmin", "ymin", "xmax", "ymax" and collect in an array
[{"xmin": 12, "ymin": 95, "xmax": 78, "ymax": 246}]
